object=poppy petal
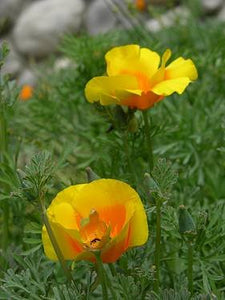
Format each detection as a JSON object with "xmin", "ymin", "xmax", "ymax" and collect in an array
[
  {"xmin": 106, "ymin": 45, "xmax": 160, "ymax": 78},
  {"xmin": 42, "ymin": 223, "xmax": 83, "ymax": 260},
  {"xmin": 47, "ymin": 184, "xmax": 86, "ymax": 230},
  {"xmin": 126, "ymin": 203, "xmax": 149, "ymax": 247},
  {"xmin": 85, "ymin": 76, "xmax": 141, "ymax": 105},
  {"xmin": 48, "ymin": 202, "xmax": 78, "ymax": 230},
  {"xmin": 49, "ymin": 184, "xmax": 86, "ymax": 207},
  {"xmin": 71, "ymin": 179, "xmax": 141, "ymax": 235},
  {"xmin": 101, "ymin": 198, "xmax": 148, "ymax": 263},
  {"xmin": 152, "ymin": 77, "xmax": 191, "ymax": 96},
  {"xmin": 121, "ymin": 91, "xmax": 163, "ymax": 110},
  {"xmin": 101, "ymin": 205, "xmax": 148, "ymax": 263},
  {"xmin": 165, "ymin": 57, "xmax": 198, "ymax": 80},
  {"xmin": 150, "ymin": 49, "xmax": 172, "ymax": 87},
  {"xmin": 161, "ymin": 49, "xmax": 172, "ymax": 66},
  {"xmin": 101, "ymin": 222, "xmax": 130, "ymax": 263}
]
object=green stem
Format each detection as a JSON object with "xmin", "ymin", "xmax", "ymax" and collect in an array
[
  {"xmin": 105, "ymin": 265, "xmax": 117, "ymax": 300},
  {"xmin": 39, "ymin": 194, "xmax": 73, "ymax": 282},
  {"xmin": 187, "ymin": 242, "xmax": 194, "ymax": 295},
  {"xmin": 0, "ymin": 108, "xmax": 8, "ymax": 156},
  {"xmin": 142, "ymin": 110, "xmax": 154, "ymax": 173},
  {"xmin": 2, "ymin": 202, "xmax": 9, "ymax": 252},
  {"xmin": 109, "ymin": 263, "xmax": 116, "ymax": 277},
  {"xmin": 123, "ymin": 131, "xmax": 137, "ymax": 186},
  {"xmin": 154, "ymin": 201, "xmax": 161, "ymax": 294},
  {"xmin": 0, "ymin": 108, "xmax": 9, "ymax": 260},
  {"xmin": 94, "ymin": 251, "xmax": 108, "ymax": 300}
]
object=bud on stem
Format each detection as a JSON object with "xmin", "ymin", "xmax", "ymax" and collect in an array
[
  {"xmin": 178, "ymin": 205, "xmax": 196, "ymax": 236},
  {"xmin": 86, "ymin": 167, "xmax": 100, "ymax": 183}
]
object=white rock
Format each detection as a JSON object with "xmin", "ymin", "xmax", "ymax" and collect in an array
[
  {"xmin": 13, "ymin": 0, "xmax": 85, "ymax": 57},
  {"xmin": 201, "ymin": 0, "xmax": 223, "ymax": 13},
  {"xmin": 0, "ymin": 0, "xmax": 27, "ymax": 23},
  {"xmin": 145, "ymin": 6, "xmax": 190, "ymax": 33},
  {"xmin": 85, "ymin": 0, "xmax": 116, "ymax": 35},
  {"xmin": 54, "ymin": 57, "xmax": 76, "ymax": 71},
  {"xmin": 218, "ymin": 3, "xmax": 225, "ymax": 21},
  {"xmin": 18, "ymin": 68, "xmax": 36, "ymax": 86}
]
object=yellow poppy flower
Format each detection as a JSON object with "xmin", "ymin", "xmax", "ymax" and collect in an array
[
  {"xmin": 85, "ymin": 45, "xmax": 198, "ymax": 110},
  {"xmin": 42, "ymin": 179, "xmax": 148, "ymax": 263}
]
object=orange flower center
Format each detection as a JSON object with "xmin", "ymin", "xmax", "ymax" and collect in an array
[
  {"xmin": 79, "ymin": 210, "xmax": 110, "ymax": 250},
  {"xmin": 117, "ymin": 67, "xmax": 168, "ymax": 109},
  {"xmin": 121, "ymin": 69, "xmax": 151, "ymax": 93}
]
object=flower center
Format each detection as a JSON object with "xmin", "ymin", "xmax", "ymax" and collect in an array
[
  {"xmin": 120, "ymin": 69, "xmax": 151, "ymax": 93},
  {"xmin": 80, "ymin": 209, "xmax": 110, "ymax": 250}
]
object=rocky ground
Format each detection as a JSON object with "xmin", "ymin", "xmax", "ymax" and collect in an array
[{"xmin": 0, "ymin": 0, "xmax": 225, "ymax": 87}]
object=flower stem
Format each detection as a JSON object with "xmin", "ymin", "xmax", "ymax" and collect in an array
[
  {"xmin": 123, "ymin": 130, "xmax": 137, "ymax": 186},
  {"xmin": 142, "ymin": 110, "xmax": 154, "ymax": 173},
  {"xmin": 154, "ymin": 200, "xmax": 161, "ymax": 294},
  {"xmin": 0, "ymin": 108, "xmax": 8, "ymax": 157},
  {"xmin": 109, "ymin": 263, "xmax": 116, "ymax": 277},
  {"xmin": 187, "ymin": 241, "xmax": 194, "ymax": 295},
  {"xmin": 105, "ymin": 265, "xmax": 117, "ymax": 300},
  {"xmin": 0, "ymin": 108, "xmax": 9, "ymax": 256},
  {"xmin": 94, "ymin": 251, "xmax": 108, "ymax": 300},
  {"xmin": 39, "ymin": 193, "xmax": 73, "ymax": 282},
  {"xmin": 2, "ymin": 202, "xmax": 9, "ymax": 252}
]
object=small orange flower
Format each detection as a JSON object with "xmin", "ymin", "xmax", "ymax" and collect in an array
[
  {"xmin": 42, "ymin": 179, "xmax": 148, "ymax": 263},
  {"xmin": 19, "ymin": 85, "xmax": 33, "ymax": 101},
  {"xmin": 135, "ymin": 0, "xmax": 147, "ymax": 11},
  {"xmin": 85, "ymin": 45, "xmax": 198, "ymax": 110}
]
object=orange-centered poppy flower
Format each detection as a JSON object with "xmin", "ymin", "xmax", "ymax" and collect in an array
[
  {"xmin": 19, "ymin": 85, "xmax": 33, "ymax": 101},
  {"xmin": 85, "ymin": 45, "xmax": 198, "ymax": 110},
  {"xmin": 42, "ymin": 179, "xmax": 148, "ymax": 263},
  {"xmin": 135, "ymin": 0, "xmax": 147, "ymax": 11}
]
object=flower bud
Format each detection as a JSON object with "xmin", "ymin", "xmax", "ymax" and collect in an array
[
  {"xmin": 144, "ymin": 172, "xmax": 161, "ymax": 203},
  {"xmin": 144, "ymin": 173, "xmax": 159, "ymax": 191},
  {"xmin": 86, "ymin": 167, "xmax": 100, "ymax": 183},
  {"xmin": 178, "ymin": 205, "xmax": 196, "ymax": 235},
  {"xmin": 127, "ymin": 116, "xmax": 139, "ymax": 133}
]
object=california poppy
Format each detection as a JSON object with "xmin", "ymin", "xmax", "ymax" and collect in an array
[
  {"xmin": 85, "ymin": 45, "xmax": 197, "ymax": 110},
  {"xmin": 42, "ymin": 179, "xmax": 148, "ymax": 263},
  {"xmin": 135, "ymin": 0, "xmax": 147, "ymax": 11},
  {"xmin": 19, "ymin": 85, "xmax": 33, "ymax": 101}
]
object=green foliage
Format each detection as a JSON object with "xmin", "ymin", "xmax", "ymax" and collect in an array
[
  {"xmin": 0, "ymin": 251, "xmax": 84, "ymax": 299},
  {"xmin": 0, "ymin": 43, "xmax": 24, "ymax": 268},
  {"xmin": 0, "ymin": 252, "xmax": 53, "ymax": 299},
  {"xmin": 144, "ymin": 158, "xmax": 178, "ymax": 203},
  {"xmin": 19, "ymin": 151, "xmax": 55, "ymax": 200},
  {"xmin": 0, "ymin": 42, "xmax": 9, "ymax": 69}
]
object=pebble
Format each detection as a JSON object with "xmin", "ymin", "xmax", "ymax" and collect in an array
[
  {"xmin": 145, "ymin": 6, "xmax": 190, "ymax": 32},
  {"xmin": 84, "ymin": 0, "xmax": 116, "ymax": 35},
  {"xmin": 13, "ymin": 0, "xmax": 84, "ymax": 57},
  {"xmin": 201, "ymin": 0, "xmax": 224, "ymax": 14}
]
